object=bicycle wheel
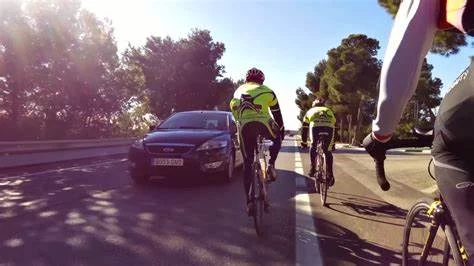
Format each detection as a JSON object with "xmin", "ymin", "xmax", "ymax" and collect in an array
[
  {"xmin": 252, "ymin": 162, "xmax": 264, "ymax": 236},
  {"xmin": 318, "ymin": 153, "xmax": 328, "ymax": 206},
  {"xmin": 402, "ymin": 198, "xmax": 454, "ymax": 266}
]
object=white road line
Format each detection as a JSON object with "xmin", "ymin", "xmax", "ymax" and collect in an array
[
  {"xmin": 1, "ymin": 159, "xmax": 127, "ymax": 179},
  {"xmin": 294, "ymin": 140, "xmax": 323, "ymax": 266}
]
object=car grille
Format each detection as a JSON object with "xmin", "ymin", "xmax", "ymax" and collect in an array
[{"xmin": 145, "ymin": 144, "xmax": 194, "ymax": 154}]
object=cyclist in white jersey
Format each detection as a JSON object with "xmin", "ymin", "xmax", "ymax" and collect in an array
[{"xmin": 362, "ymin": 1, "xmax": 474, "ymax": 264}]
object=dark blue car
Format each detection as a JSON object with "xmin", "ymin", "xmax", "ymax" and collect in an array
[{"xmin": 128, "ymin": 111, "xmax": 244, "ymax": 184}]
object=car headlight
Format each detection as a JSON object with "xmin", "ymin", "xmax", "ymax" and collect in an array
[
  {"xmin": 132, "ymin": 139, "xmax": 144, "ymax": 149},
  {"xmin": 197, "ymin": 136, "xmax": 228, "ymax": 151}
]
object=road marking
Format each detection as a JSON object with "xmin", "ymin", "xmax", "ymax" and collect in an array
[
  {"xmin": 0, "ymin": 159, "xmax": 127, "ymax": 179},
  {"xmin": 294, "ymin": 140, "xmax": 323, "ymax": 266}
]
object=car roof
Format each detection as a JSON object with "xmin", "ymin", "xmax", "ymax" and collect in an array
[{"xmin": 174, "ymin": 110, "xmax": 231, "ymax": 115}]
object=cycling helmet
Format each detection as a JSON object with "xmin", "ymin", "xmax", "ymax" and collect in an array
[
  {"xmin": 312, "ymin": 97, "xmax": 326, "ymax": 107},
  {"xmin": 245, "ymin": 67, "xmax": 265, "ymax": 84}
]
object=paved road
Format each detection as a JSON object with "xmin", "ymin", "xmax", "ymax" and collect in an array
[{"xmin": 0, "ymin": 137, "xmax": 434, "ymax": 265}]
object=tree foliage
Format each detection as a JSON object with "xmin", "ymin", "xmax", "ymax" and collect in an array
[
  {"xmin": 0, "ymin": 1, "xmax": 232, "ymax": 140},
  {"xmin": 396, "ymin": 59, "xmax": 443, "ymax": 136},
  {"xmin": 296, "ymin": 33, "xmax": 443, "ymax": 142},
  {"xmin": 0, "ymin": 0, "xmax": 133, "ymax": 140},
  {"xmin": 295, "ymin": 87, "xmax": 316, "ymax": 122},
  {"xmin": 377, "ymin": 0, "xmax": 470, "ymax": 56},
  {"xmin": 319, "ymin": 34, "xmax": 381, "ymax": 118},
  {"xmin": 124, "ymin": 29, "xmax": 232, "ymax": 119},
  {"xmin": 295, "ymin": 60, "xmax": 327, "ymax": 123},
  {"xmin": 318, "ymin": 34, "xmax": 382, "ymax": 144}
]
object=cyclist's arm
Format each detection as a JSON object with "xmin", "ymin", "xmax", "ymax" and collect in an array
[
  {"xmin": 301, "ymin": 115, "xmax": 310, "ymax": 145},
  {"xmin": 229, "ymin": 98, "xmax": 240, "ymax": 119},
  {"xmin": 372, "ymin": 0, "xmax": 438, "ymax": 139},
  {"xmin": 269, "ymin": 92, "xmax": 284, "ymax": 129},
  {"xmin": 328, "ymin": 108, "xmax": 336, "ymax": 127},
  {"xmin": 270, "ymin": 102, "xmax": 283, "ymax": 128}
]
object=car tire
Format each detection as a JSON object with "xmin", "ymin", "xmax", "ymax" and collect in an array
[
  {"xmin": 131, "ymin": 173, "xmax": 150, "ymax": 185},
  {"xmin": 222, "ymin": 152, "xmax": 235, "ymax": 183}
]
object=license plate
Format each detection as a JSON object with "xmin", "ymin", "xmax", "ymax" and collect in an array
[{"xmin": 151, "ymin": 158, "xmax": 184, "ymax": 166}]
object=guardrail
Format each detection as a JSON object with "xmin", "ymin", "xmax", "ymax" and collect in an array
[
  {"xmin": 0, "ymin": 138, "xmax": 136, "ymax": 155},
  {"xmin": 0, "ymin": 138, "xmax": 138, "ymax": 170}
]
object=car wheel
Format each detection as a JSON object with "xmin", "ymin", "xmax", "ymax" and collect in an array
[
  {"xmin": 131, "ymin": 173, "xmax": 150, "ymax": 185},
  {"xmin": 223, "ymin": 153, "xmax": 235, "ymax": 183}
]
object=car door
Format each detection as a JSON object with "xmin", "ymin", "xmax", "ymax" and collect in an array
[{"xmin": 229, "ymin": 115, "xmax": 243, "ymax": 166}]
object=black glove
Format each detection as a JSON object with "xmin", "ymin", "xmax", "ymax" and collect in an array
[
  {"xmin": 300, "ymin": 142, "xmax": 308, "ymax": 148},
  {"xmin": 362, "ymin": 133, "xmax": 388, "ymax": 161}
]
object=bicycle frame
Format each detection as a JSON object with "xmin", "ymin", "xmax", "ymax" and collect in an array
[
  {"xmin": 316, "ymin": 139, "xmax": 326, "ymax": 180},
  {"xmin": 255, "ymin": 135, "xmax": 269, "ymax": 201},
  {"xmin": 249, "ymin": 135, "xmax": 270, "ymax": 236},
  {"xmin": 419, "ymin": 199, "xmax": 466, "ymax": 265},
  {"xmin": 372, "ymin": 131, "xmax": 469, "ymax": 265}
]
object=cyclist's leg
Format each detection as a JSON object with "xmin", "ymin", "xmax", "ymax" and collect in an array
[
  {"xmin": 240, "ymin": 122, "xmax": 258, "ymax": 204},
  {"xmin": 320, "ymin": 127, "xmax": 335, "ymax": 180},
  {"xmin": 431, "ymin": 68, "xmax": 474, "ymax": 264},
  {"xmin": 309, "ymin": 126, "xmax": 320, "ymax": 176},
  {"xmin": 265, "ymin": 120, "xmax": 282, "ymax": 165},
  {"xmin": 434, "ymin": 161, "xmax": 474, "ymax": 264}
]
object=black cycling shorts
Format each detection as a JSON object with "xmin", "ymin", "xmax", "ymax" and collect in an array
[{"xmin": 431, "ymin": 60, "xmax": 474, "ymax": 260}]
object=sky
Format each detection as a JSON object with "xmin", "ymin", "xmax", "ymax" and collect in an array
[{"xmin": 83, "ymin": 0, "xmax": 474, "ymax": 130}]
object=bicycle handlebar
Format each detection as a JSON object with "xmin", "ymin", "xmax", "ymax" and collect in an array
[{"xmin": 373, "ymin": 133, "xmax": 433, "ymax": 191}]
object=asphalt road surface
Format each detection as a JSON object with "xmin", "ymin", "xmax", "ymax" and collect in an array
[{"xmin": 0, "ymin": 136, "xmax": 435, "ymax": 266}]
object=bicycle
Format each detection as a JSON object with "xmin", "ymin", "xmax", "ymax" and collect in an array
[
  {"xmin": 370, "ymin": 130, "xmax": 469, "ymax": 265},
  {"xmin": 314, "ymin": 132, "xmax": 330, "ymax": 206},
  {"xmin": 248, "ymin": 135, "xmax": 271, "ymax": 236},
  {"xmin": 300, "ymin": 132, "xmax": 331, "ymax": 206}
]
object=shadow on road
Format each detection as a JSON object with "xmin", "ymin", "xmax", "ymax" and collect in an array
[
  {"xmin": 325, "ymin": 192, "xmax": 408, "ymax": 227},
  {"xmin": 312, "ymin": 216, "xmax": 402, "ymax": 265},
  {"xmin": 0, "ymin": 162, "xmax": 295, "ymax": 265},
  {"xmin": 290, "ymin": 165, "xmax": 406, "ymax": 265}
]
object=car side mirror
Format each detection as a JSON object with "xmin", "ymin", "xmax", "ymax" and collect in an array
[{"xmin": 149, "ymin": 125, "xmax": 156, "ymax": 132}]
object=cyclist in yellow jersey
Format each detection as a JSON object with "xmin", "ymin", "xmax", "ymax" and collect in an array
[
  {"xmin": 300, "ymin": 98, "xmax": 336, "ymax": 187},
  {"xmin": 230, "ymin": 67, "xmax": 284, "ymax": 214}
]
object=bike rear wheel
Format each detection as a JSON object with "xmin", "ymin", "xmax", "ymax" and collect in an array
[
  {"xmin": 402, "ymin": 198, "xmax": 455, "ymax": 266},
  {"xmin": 252, "ymin": 163, "xmax": 265, "ymax": 237},
  {"xmin": 317, "ymin": 153, "xmax": 328, "ymax": 206}
]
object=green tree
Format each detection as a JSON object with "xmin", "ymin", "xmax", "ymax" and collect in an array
[
  {"xmin": 215, "ymin": 78, "xmax": 244, "ymax": 111},
  {"xmin": 319, "ymin": 34, "xmax": 382, "ymax": 145},
  {"xmin": 295, "ymin": 60, "xmax": 327, "ymax": 126},
  {"xmin": 0, "ymin": 0, "xmax": 37, "ymax": 140},
  {"xmin": 0, "ymin": 0, "xmax": 132, "ymax": 140},
  {"xmin": 396, "ymin": 59, "xmax": 442, "ymax": 136},
  {"xmin": 377, "ymin": 0, "xmax": 469, "ymax": 56},
  {"xmin": 295, "ymin": 87, "xmax": 316, "ymax": 123},
  {"xmin": 113, "ymin": 96, "xmax": 157, "ymax": 137},
  {"xmin": 28, "ymin": 0, "xmax": 124, "ymax": 138},
  {"xmin": 125, "ymin": 29, "xmax": 229, "ymax": 119}
]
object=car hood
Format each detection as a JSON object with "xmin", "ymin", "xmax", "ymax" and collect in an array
[{"xmin": 144, "ymin": 130, "xmax": 227, "ymax": 145}]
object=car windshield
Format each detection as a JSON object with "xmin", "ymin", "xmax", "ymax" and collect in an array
[{"xmin": 158, "ymin": 113, "xmax": 228, "ymax": 131}]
